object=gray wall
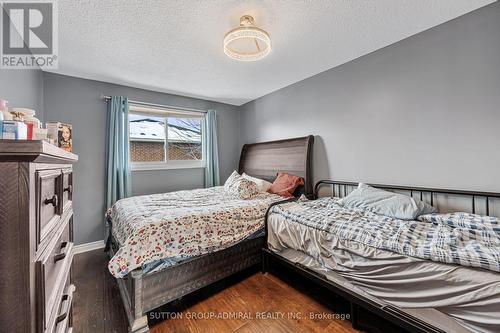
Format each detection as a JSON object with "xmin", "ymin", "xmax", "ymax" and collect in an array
[
  {"xmin": 0, "ymin": 70, "xmax": 44, "ymax": 120},
  {"xmin": 7, "ymin": 1, "xmax": 500, "ymax": 245},
  {"xmin": 43, "ymin": 73, "xmax": 240, "ymax": 244},
  {"xmin": 240, "ymin": 2, "xmax": 500, "ymax": 192}
]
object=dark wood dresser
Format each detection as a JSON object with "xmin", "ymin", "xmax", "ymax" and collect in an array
[{"xmin": 0, "ymin": 140, "xmax": 78, "ymax": 333}]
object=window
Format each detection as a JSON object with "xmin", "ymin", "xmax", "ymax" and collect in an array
[{"xmin": 129, "ymin": 104, "xmax": 205, "ymax": 170}]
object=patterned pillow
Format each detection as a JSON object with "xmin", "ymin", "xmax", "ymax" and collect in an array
[
  {"xmin": 242, "ymin": 173, "xmax": 272, "ymax": 192},
  {"xmin": 226, "ymin": 178, "xmax": 260, "ymax": 199},
  {"xmin": 224, "ymin": 170, "xmax": 241, "ymax": 190}
]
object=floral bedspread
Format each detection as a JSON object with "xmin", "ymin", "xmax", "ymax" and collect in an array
[{"xmin": 107, "ymin": 186, "xmax": 282, "ymax": 278}]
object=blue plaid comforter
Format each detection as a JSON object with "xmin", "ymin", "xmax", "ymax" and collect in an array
[{"xmin": 270, "ymin": 198, "xmax": 500, "ymax": 272}]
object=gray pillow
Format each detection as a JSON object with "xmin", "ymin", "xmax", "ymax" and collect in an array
[
  {"xmin": 416, "ymin": 200, "xmax": 438, "ymax": 216},
  {"xmin": 338, "ymin": 183, "xmax": 436, "ymax": 220}
]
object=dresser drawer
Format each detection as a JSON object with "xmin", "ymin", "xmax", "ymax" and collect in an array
[
  {"xmin": 36, "ymin": 219, "xmax": 74, "ymax": 331},
  {"xmin": 61, "ymin": 168, "xmax": 73, "ymax": 212},
  {"xmin": 36, "ymin": 169, "xmax": 63, "ymax": 247},
  {"xmin": 54, "ymin": 282, "xmax": 75, "ymax": 333}
]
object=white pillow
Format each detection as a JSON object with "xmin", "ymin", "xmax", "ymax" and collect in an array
[{"xmin": 242, "ymin": 173, "xmax": 272, "ymax": 192}]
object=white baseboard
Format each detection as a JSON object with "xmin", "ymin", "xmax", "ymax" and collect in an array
[{"xmin": 74, "ymin": 240, "xmax": 105, "ymax": 254}]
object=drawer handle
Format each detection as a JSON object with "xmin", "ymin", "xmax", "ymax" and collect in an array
[
  {"xmin": 54, "ymin": 241, "xmax": 68, "ymax": 262},
  {"xmin": 44, "ymin": 194, "xmax": 59, "ymax": 207},
  {"xmin": 55, "ymin": 295, "xmax": 70, "ymax": 323},
  {"xmin": 56, "ymin": 285, "xmax": 75, "ymax": 324},
  {"xmin": 64, "ymin": 184, "xmax": 73, "ymax": 195}
]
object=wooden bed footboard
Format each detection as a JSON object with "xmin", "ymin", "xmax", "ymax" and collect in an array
[
  {"xmin": 108, "ymin": 238, "xmax": 149, "ymax": 333},
  {"xmin": 108, "ymin": 235, "xmax": 264, "ymax": 332}
]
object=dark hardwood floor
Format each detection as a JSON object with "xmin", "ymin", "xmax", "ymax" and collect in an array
[
  {"xmin": 73, "ymin": 248, "xmax": 128, "ymax": 333},
  {"xmin": 73, "ymin": 249, "xmax": 361, "ymax": 333}
]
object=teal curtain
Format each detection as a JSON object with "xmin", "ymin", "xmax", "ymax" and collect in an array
[
  {"xmin": 203, "ymin": 110, "xmax": 220, "ymax": 187},
  {"xmin": 105, "ymin": 96, "xmax": 131, "ymax": 209}
]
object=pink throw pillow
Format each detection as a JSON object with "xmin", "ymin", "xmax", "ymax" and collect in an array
[{"xmin": 268, "ymin": 172, "xmax": 304, "ymax": 198}]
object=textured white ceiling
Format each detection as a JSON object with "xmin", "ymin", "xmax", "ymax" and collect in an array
[{"xmin": 50, "ymin": 0, "xmax": 495, "ymax": 105}]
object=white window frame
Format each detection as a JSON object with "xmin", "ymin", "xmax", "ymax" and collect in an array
[{"xmin": 129, "ymin": 104, "xmax": 206, "ymax": 171}]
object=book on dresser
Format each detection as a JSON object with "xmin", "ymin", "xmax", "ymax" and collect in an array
[{"xmin": 0, "ymin": 140, "xmax": 78, "ymax": 333}]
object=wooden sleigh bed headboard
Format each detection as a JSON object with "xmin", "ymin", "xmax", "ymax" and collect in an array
[{"xmin": 238, "ymin": 135, "xmax": 314, "ymax": 198}]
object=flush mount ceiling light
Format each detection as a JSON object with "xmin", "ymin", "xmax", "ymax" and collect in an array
[{"xmin": 223, "ymin": 15, "xmax": 271, "ymax": 62}]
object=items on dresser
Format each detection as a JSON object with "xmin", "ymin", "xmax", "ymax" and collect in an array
[
  {"xmin": 0, "ymin": 99, "xmax": 11, "ymax": 121},
  {"xmin": 12, "ymin": 108, "xmax": 40, "ymax": 126},
  {"xmin": 2, "ymin": 109, "xmax": 13, "ymax": 120},
  {"xmin": 12, "ymin": 108, "xmax": 42, "ymax": 140},
  {"xmin": 2, "ymin": 120, "xmax": 28, "ymax": 139},
  {"xmin": 0, "ymin": 140, "xmax": 78, "ymax": 333},
  {"xmin": 1, "ymin": 119, "xmax": 48, "ymax": 141},
  {"xmin": 0, "ymin": 99, "xmax": 7, "ymax": 111},
  {"xmin": 0, "ymin": 105, "xmax": 46, "ymax": 141},
  {"xmin": 13, "ymin": 108, "xmax": 42, "ymax": 139},
  {"xmin": 46, "ymin": 122, "xmax": 73, "ymax": 152},
  {"xmin": 33, "ymin": 128, "xmax": 49, "ymax": 141}
]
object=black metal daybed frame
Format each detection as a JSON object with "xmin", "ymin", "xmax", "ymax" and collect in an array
[{"xmin": 262, "ymin": 180, "xmax": 500, "ymax": 333}]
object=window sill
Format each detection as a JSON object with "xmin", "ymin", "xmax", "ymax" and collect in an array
[{"xmin": 131, "ymin": 162, "xmax": 205, "ymax": 172}]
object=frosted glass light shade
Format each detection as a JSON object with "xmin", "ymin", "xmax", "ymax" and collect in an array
[{"xmin": 223, "ymin": 15, "xmax": 271, "ymax": 62}]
